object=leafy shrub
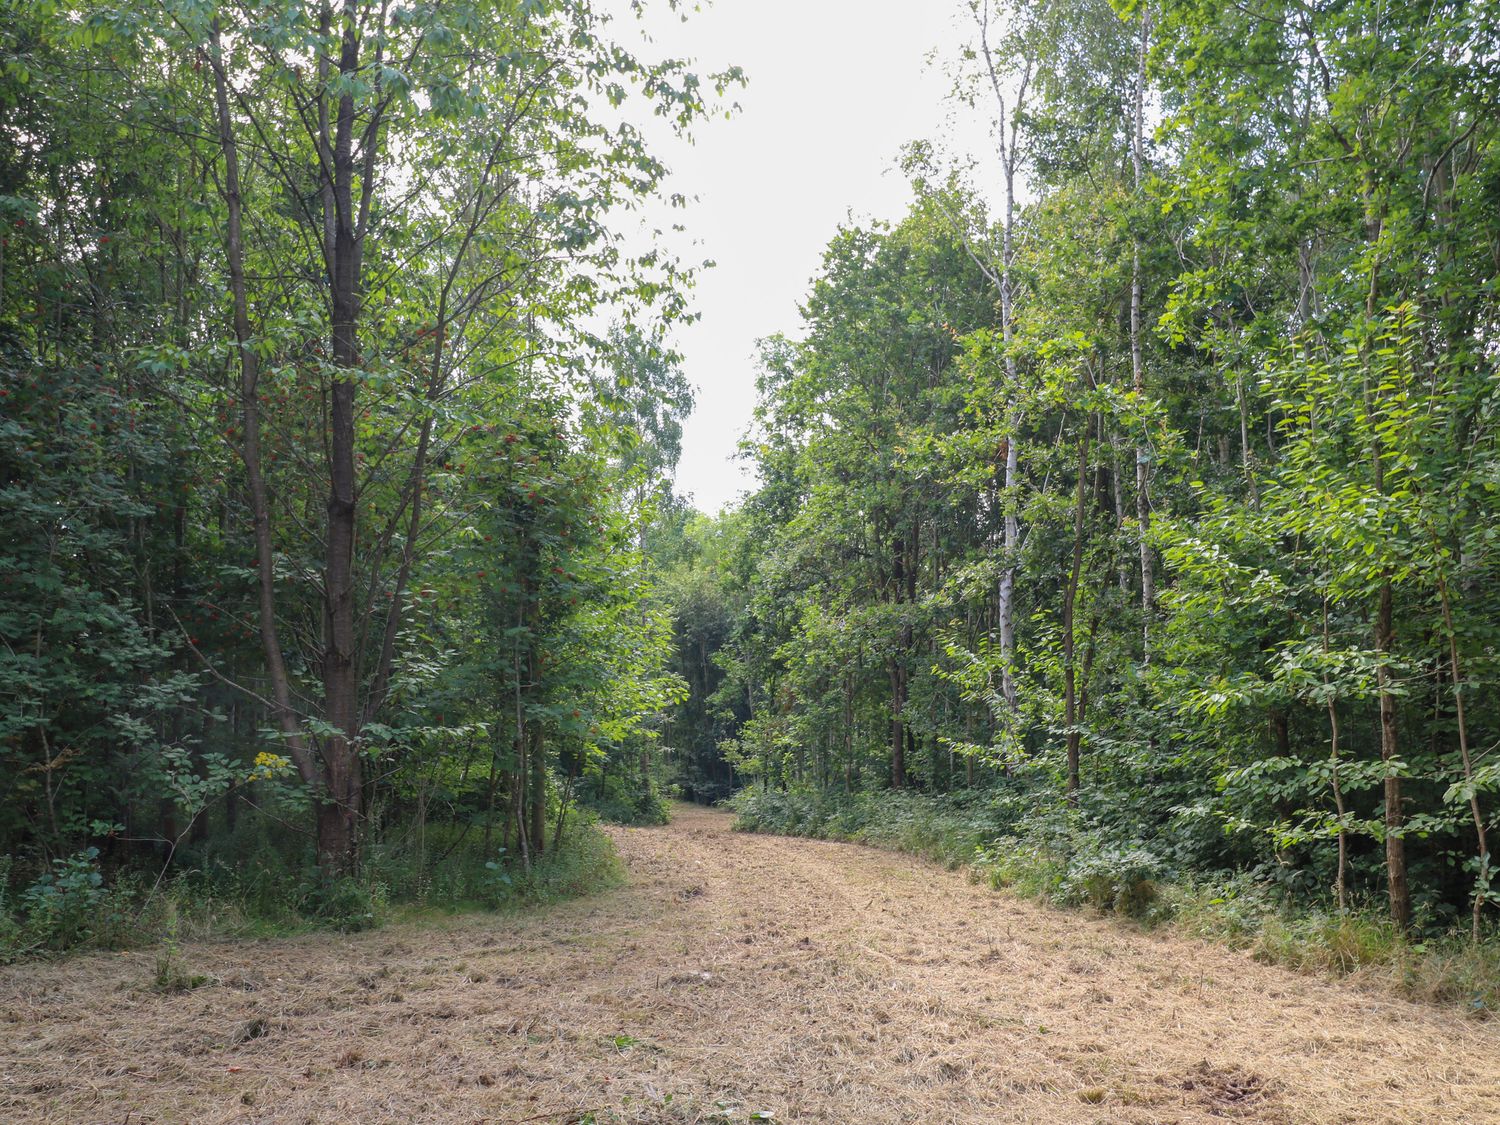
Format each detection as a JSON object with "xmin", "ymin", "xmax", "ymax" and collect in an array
[
  {"xmin": 1058, "ymin": 844, "xmax": 1167, "ymax": 918},
  {"xmin": 581, "ymin": 772, "xmax": 671, "ymax": 826},
  {"xmin": 354, "ymin": 811, "xmax": 622, "ymax": 913},
  {"xmin": 0, "ymin": 848, "xmax": 154, "ymax": 960},
  {"xmin": 298, "ymin": 873, "xmax": 386, "ymax": 932},
  {"xmin": 507, "ymin": 813, "xmax": 623, "ymax": 904},
  {"xmin": 731, "ymin": 786, "xmax": 1023, "ymax": 869},
  {"xmin": 1167, "ymin": 872, "xmax": 1283, "ymax": 945},
  {"xmin": 482, "ymin": 848, "xmax": 516, "ymax": 902},
  {"xmin": 979, "ymin": 835, "xmax": 1067, "ymax": 900},
  {"xmin": 733, "ymin": 787, "xmax": 1174, "ymax": 922},
  {"xmin": 18, "ymin": 848, "xmax": 118, "ymax": 951}
]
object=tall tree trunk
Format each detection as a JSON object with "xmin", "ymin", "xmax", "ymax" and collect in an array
[
  {"xmin": 1360, "ymin": 173, "xmax": 1409, "ymax": 932},
  {"xmin": 890, "ymin": 532, "xmax": 908, "ymax": 788},
  {"xmin": 843, "ymin": 672, "xmax": 855, "ymax": 794},
  {"xmin": 528, "ymin": 720, "xmax": 546, "ymax": 858},
  {"xmin": 1130, "ymin": 7, "xmax": 1155, "ymax": 662},
  {"xmin": 1235, "ymin": 374, "xmax": 1260, "ymax": 507},
  {"xmin": 1374, "ymin": 582, "xmax": 1409, "ymax": 930},
  {"xmin": 481, "ymin": 721, "xmax": 502, "ymax": 857},
  {"xmin": 207, "ymin": 23, "xmax": 315, "ymax": 792},
  {"xmin": 964, "ymin": 708, "xmax": 976, "ymax": 786},
  {"xmin": 512, "ymin": 592, "xmax": 529, "ymax": 865},
  {"xmin": 553, "ymin": 754, "xmax": 578, "ymax": 852},
  {"xmin": 1437, "ymin": 572, "xmax": 1488, "ymax": 941},
  {"xmin": 889, "ymin": 659, "xmax": 907, "ymax": 789},
  {"xmin": 1322, "ymin": 592, "xmax": 1348, "ymax": 913},
  {"xmin": 999, "ymin": 437, "xmax": 1019, "ymax": 712},
  {"xmin": 976, "ymin": 1, "xmax": 1031, "ymax": 727},
  {"xmin": 317, "ymin": 5, "xmax": 365, "ymax": 875},
  {"xmin": 1063, "ymin": 426, "xmax": 1090, "ymax": 799}
]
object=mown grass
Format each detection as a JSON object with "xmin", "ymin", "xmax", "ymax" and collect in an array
[{"xmin": 729, "ymin": 786, "xmax": 1500, "ymax": 1016}]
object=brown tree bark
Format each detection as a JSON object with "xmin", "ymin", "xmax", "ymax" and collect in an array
[
  {"xmin": 1321, "ymin": 593, "xmax": 1349, "ymax": 913},
  {"xmin": 207, "ymin": 23, "xmax": 316, "ymax": 794},
  {"xmin": 889, "ymin": 532, "xmax": 908, "ymax": 788},
  {"xmin": 1063, "ymin": 426, "xmax": 1090, "ymax": 799},
  {"xmin": 1360, "ymin": 168, "xmax": 1410, "ymax": 931},
  {"xmin": 889, "ymin": 659, "xmax": 907, "ymax": 789},
  {"xmin": 529, "ymin": 720, "xmax": 546, "ymax": 858},
  {"xmin": 1374, "ymin": 582, "xmax": 1409, "ymax": 930},
  {"xmin": 1436, "ymin": 572, "xmax": 1488, "ymax": 940},
  {"xmin": 314, "ymin": 0, "xmax": 365, "ymax": 874}
]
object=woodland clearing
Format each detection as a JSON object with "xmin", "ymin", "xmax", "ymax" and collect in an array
[{"xmin": 2, "ymin": 804, "xmax": 1497, "ymax": 1125}]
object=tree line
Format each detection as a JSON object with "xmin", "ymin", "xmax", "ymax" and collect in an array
[
  {"xmin": 0, "ymin": 0, "xmax": 727, "ymax": 936},
  {"xmin": 659, "ymin": 0, "xmax": 1500, "ymax": 938}
]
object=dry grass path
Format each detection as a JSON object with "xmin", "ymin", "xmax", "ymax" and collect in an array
[{"xmin": 3, "ymin": 803, "xmax": 1498, "ymax": 1123}]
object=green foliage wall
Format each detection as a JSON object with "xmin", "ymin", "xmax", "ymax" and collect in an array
[
  {"xmin": 669, "ymin": 0, "xmax": 1500, "ymax": 938},
  {"xmin": 0, "ymin": 0, "xmax": 727, "ymax": 930}
]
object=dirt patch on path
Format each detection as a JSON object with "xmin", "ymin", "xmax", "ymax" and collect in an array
[{"xmin": 3, "ymin": 803, "xmax": 1497, "ymax": 1124}]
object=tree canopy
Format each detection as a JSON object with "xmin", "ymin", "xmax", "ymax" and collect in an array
[{"xmin": 659, "ymin": 0, "xmax": 1500, "ymax": 942}]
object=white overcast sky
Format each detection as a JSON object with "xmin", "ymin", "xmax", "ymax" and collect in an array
[{"xmin": 610, "ymin": 0, "xmax": 997, "ymax": 513}]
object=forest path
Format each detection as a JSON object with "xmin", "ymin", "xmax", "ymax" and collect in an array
[{"xmin": 4, "ymin": 803, "xmax": 1499, "ymax": 1124}]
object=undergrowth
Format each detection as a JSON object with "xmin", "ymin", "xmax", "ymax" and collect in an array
[
  {"xmin": 729, "ymin": 786, "xmax": 1500, "ymax": 1015},
  {"xmin": 0, "ymin": 812, "xmax": 621, "ymax": 965},
  {"xmin": 578, "ymin": 771, "xmax": 672, "ymax": 826}
]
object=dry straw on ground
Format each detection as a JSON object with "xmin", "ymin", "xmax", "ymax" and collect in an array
[{"xmin": 3, "ymin": 804, "xmax": 1498, "ymax": 1123}]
